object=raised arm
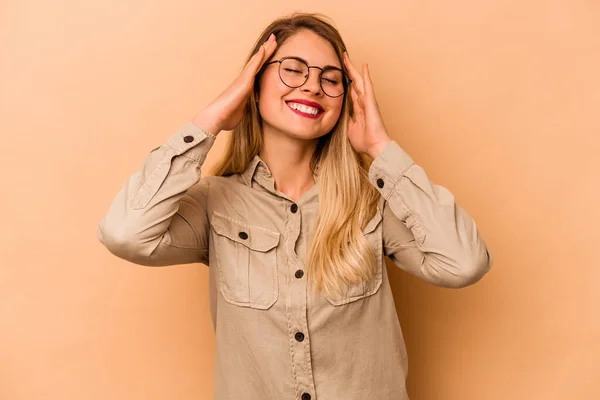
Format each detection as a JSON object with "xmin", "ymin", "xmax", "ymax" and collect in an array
[
  {"xmin": 371, "ymin": 141, "xmax": 492, "ymax": 288},
  {"xmin": 98, "ymin": 33, "xmax": 279, "ymax": 266},
  {"xmin": 97, "ymin": 123, "xmax": 216, "ymax": 266}
]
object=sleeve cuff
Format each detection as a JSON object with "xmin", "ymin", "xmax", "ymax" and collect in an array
[
  {"xmin": 368, "ymin": 141, "xmax": 415, "ymax": 199},
  {"xmin": 164, "ymin": 121, "xmax": 216, "ymax": 160}
]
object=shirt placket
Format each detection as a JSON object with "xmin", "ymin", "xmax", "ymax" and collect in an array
[
  {"xmin": 253, "ymin": 168, "xmax": 318, "ymax": 400},
  {"xmin": 285, "ymin": 200, "xmax": 317, "ymax": 400}
]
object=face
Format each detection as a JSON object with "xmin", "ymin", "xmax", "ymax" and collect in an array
[{"xmin": 257, "ymin": 29, "xmax": 345, "ymax": 141}]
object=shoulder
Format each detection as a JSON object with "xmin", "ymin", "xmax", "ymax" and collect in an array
[
  {"xmin": 185, "ymin": 174, "xmax": 245, "ymax": 199},
  {"xmin": 202, "ymin": 174, "xmax": 245, "ymax": 188}
]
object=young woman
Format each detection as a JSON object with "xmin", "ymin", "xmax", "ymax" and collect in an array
[{"xmin": 98, "ymin": 13, "xmax": 492, "ymax": 400}]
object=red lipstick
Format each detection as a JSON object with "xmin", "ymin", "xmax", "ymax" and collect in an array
[{"xmin": 286, "ymin": 98, "xmax": 324, "ymax": 111}]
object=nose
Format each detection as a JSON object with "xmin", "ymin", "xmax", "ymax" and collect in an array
[{"xmin": 300, "ymin": 67, "xmax": 323, "ymax": 96}]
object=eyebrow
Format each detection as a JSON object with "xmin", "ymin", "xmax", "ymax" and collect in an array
[{"xmin": 282, "ymin": 55, "xmax": 342, "ymax": 70}]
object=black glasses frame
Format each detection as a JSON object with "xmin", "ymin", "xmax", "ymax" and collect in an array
[{"xmin": 265, "ymin": 56, "xmax": 352, "ymax": 98}]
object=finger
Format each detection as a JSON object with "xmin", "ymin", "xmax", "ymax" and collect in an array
[
  {"xmin": 256, "ymin": 34, "xmax": 278, "ymax": 69},
  {"xmin": 349, "ymin": 84, "xmax": 363, "ymax": 117},
  {"xmin": 363, "ymin": 63, "xmax": 376, "ymax": 97},
  {"xmin": 256, "ymin": 34, "xmax": 278, "ymax": 71},
  {"xmin": 242, "ymin": 45, "xmax": 264, "ymax": 75},
  {"xmin": 343, "ymin": 52, "xmax": 364, "ymax": 94},
  {"xmin": 244, "ymin": 34, "xmax": 277, "ymax": 75},
  {"xmin": 262, "ymin": 34, "xmax": 278, "ymax": 60}
]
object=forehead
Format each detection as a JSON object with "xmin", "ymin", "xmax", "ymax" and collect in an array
[{"xmin": 274, "ymin": 29, "xmax": 341, "ymax": 68}]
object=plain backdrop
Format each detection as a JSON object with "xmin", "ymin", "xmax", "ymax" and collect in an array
[{"xmin": 1, "ymin": 0, "xmax": 599, "ymax": 399}]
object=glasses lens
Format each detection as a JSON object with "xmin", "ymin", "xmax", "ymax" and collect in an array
[
  {"xmin": 280, "ymin": 58, "xmax": 309, "ymax": 88},
  {"xmin": 279, "ymin": 58, "xmax": 347, "ymax": 97},
  {"xmin": 321, "ymin": 67, "xmax": 345, "ymax": 97}
]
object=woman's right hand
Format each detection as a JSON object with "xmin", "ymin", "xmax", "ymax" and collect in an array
[{"xmin": 192, "ymin": 33, "xmax": 278, "ymax": 135}]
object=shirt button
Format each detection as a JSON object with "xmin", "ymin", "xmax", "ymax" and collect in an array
[
  {"xmin": 295, "ymin": 270, "xmax": 304, "ymax": 279},
  {"xmin": 238, "ymin": 231, "xmax": 248, "ymax": 240},
  {"xmin": 295, "ymin": 332, "xmax": 305, "ymax": 342},
  {"xmin": 183, "ymin": 135, "xmax": 194, "ymax": 143},
  {"xmin": 291, "ymin": 203, "xmax": 298, "ymax": 213},
  {"xmin": 377, "ymin": 178, "xmax": 385, "ymax": 188},
  {"xmin": 301, "ymin": 393, "xmax": 311, "ymax": 400}
]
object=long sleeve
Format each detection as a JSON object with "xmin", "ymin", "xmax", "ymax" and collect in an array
[
  {"xmin": 97, "ymin": 122, "xmax": 216, "ymax": 266},
  {"xmin": 369, "ymin": 141, "xmax": 493, "ymax": 288}
]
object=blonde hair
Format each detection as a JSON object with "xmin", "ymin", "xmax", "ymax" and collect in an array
[{"xmin": 212, "ymin": 13, "xmax": 381, "ymax": 299}]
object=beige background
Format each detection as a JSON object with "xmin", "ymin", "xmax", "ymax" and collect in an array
[{"xmin": 1, "ymin": 0, "xmax": 599, "ymax": 399}]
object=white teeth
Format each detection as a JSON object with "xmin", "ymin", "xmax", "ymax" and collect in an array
[{"xmin": 288, "ymin": 102, "xmax": 320, "ymax": 116}]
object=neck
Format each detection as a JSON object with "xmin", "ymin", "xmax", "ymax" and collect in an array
[{"xmin": 259, "ymin": 127, "xmax": 318, "ymax": 202}]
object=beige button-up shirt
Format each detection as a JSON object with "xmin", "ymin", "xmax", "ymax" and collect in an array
[{"xmin": 98, "ymin": 122, "xmax": 492, "ymax": 400}]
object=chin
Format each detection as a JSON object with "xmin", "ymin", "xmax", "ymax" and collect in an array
[{"xmin": 278, "ymin": 124, "xmax": 331, "ymax": 141}]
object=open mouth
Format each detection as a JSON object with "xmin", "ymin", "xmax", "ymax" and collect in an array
[{"xmin": 285, "ymin": 101, "xmax": 325, "ymax": 119}]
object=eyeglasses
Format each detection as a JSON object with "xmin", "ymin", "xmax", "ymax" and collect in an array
[{"xmin": 265, "ymin": 56, "xmax": 351, "ymax": 98}]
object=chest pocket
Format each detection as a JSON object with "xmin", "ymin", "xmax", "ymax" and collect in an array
[
  {"xmin": 210, "ymin": 211, "xmax": 280, "ymax": 310},
  {"xmin": 324, "ymin": 209, "xmax": 384, "ymax": 306}
]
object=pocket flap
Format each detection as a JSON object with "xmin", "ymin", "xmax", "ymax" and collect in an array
[{"xmin": 210, "ymin": 211, "xmax": 280, "ymax": 252}]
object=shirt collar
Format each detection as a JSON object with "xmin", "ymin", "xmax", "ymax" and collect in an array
[
  {"xmin": 241, "ymin": 155, "xmax": 269, "ymax": 187},
  {"xmin": 240, "ymin": 154, "xmax": 320, "ymax": 187}
]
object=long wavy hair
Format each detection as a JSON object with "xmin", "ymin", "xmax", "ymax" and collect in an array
[{"xmin": 211, "ymin": 13, "xmax": 381, "ymax": 299}]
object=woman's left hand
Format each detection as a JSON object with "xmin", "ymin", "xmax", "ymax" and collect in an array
[{"xmin": 343, "ymin": 52, "xmax": 393, "ymax": 159}]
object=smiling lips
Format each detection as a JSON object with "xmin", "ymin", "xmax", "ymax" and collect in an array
[{"xmin": 286, "ymin": 99, "xmax": 324, "ymax": 119}]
